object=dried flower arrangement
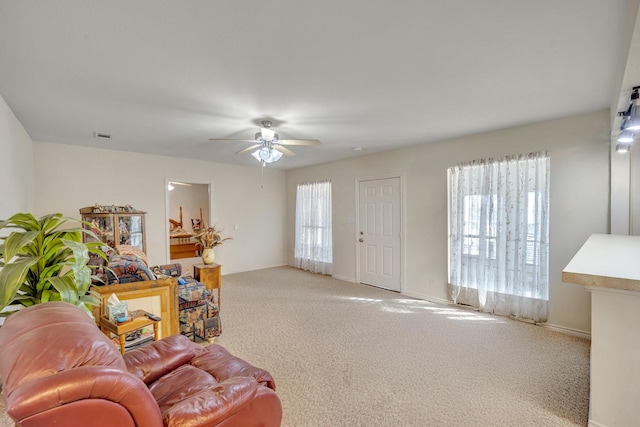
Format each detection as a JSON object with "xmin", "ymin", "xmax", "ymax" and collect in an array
[{"xmin": 194, "ymin": 225, "xmax": 231, "ymax": 249}]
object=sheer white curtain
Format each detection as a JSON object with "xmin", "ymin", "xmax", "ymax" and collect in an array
[
  {"xmin": 448, "ymin": 151, "xmax": 549, "ymax": 323},
  {"xmin": 295, "ymin": 181, "xmax": 332, "ymax": 274}
]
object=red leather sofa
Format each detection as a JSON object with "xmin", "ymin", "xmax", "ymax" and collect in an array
[{"xmin": 0, "ymin": 302, "xmax": 282, "ymax": 426}]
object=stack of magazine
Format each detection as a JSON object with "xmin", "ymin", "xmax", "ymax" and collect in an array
[{"xmin": 111, "ymin": 326, "xmax": 154, "ymax": 352}]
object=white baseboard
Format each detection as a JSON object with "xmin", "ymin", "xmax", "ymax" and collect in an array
[
  {"xmin": 401, "ymin": 291, "xmax": 453, "ymax": 306},
  {"xmin": 540, "ymin": 322, "xmax": 591, "ymax": 340},
  {"xmin": 588, "ymin": 419, "xmax": 606, "ymax": 427},
  {"xmin": 331, "ymin": 274, "xmax": 356, "ymax": 283}
]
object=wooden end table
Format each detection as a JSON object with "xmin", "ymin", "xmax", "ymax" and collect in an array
[
  {"xmin": 99, "ymin": 312, "xmax": 159, "ymax": 354},
  {"xmin": 194, "ymin": 263, "xmax": 221, "ymax": 309}
]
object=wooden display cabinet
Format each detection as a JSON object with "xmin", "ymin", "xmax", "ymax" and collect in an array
[{"xmin": 80, "ymin": 206, "xmax": 146, "ymax": 252}]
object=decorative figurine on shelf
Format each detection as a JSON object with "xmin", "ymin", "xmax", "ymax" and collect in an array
[
  {"xmin": 88, "ymin": 219, "xmax": 102, "ymax": 236},
  {"xmin": 119, "ymin": 219, "xmax": 128, "ymax": 236}
]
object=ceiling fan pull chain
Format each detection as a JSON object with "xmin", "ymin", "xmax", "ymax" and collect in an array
[{"xmin": 261, "ymin": 160, "xmax": 265, "ymax": 188}]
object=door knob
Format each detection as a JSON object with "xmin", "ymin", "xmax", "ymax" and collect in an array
[{"xmin": 359, "ymin": 238, "xmax": 364, "ymax": 242}]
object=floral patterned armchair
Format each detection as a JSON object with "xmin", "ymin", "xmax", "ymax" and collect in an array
[{"xmin": 178, "ymin": 277, "xmax": 221, "ymax": 340}]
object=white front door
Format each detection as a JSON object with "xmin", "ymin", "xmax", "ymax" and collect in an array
[{"xmin": 358, "ymin": 177, "xmax": 402, "ymax": 291}]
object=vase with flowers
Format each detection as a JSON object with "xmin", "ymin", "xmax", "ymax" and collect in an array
[{"xmin": 194, "ymin": 225, "xmax": 231, "ymax": 265}]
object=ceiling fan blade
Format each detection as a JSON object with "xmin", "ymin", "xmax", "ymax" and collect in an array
[
  {"xmin": 209, "ymin": 138, "xmax": 259, "ymax": 143},
  {"xmin": 274, "ymin": 145, "xmax": 296, "ymax": 157},
  {"xmin": 235, "ymin": 144, "xmax": 261, "ymax": 155},
  {"xmin": 278, "ymin": 139, "xmax": 320, "ymax": 146}
]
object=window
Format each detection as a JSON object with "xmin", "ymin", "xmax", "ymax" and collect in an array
[
  {"xmin": 295, "ymin": 181, "xmax": 332, "ymax": 274},
  {"xmin": 448, "ymin": 152, "xmax": 549, "ymax": 322},
  {"xmin": 461, "ymin": 192, "xmax": 540, "ymax": 266},
  {"xmin": 461, "ymin": 194, "xmax": 498, "ymax": 258}
]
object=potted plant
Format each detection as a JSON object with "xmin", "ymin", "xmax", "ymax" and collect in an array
[{"xmin": 0, "ymin": 212, "xmax": 107, "ymax": 318}]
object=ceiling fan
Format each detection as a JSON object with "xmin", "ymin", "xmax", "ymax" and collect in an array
[{"xmin": 209, "ymin": 120, "xmax": 320, "ymax": 165}]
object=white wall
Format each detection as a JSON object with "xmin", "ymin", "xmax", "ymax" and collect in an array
[
  {"xmin": 286, "ymin": 110, "xmax": 610, "ymax": 334},
  {"xmin": 33, "ymin": 142, "xmax": 287, "ymax": 274},
  {"xmin": 0, "ymin": 94, "xmax": 33, "ymax": 219}
]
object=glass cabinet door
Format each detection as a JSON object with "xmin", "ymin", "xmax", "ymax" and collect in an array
[
  {"xmin": 117, "ymin": 214, "xmax": 144, "ymax": 250},
  {"xmin": 85, "ymin": 214, "xmax": 115, "ymax": 248}
]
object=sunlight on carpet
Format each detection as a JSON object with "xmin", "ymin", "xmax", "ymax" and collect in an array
[{"xmin": 215, "ymin": 267, "xmax": 590, "ymax": 427}]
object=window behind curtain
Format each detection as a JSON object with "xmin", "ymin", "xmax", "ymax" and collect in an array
[
  {"xmin": 295, "ymin": 181, "xmax": 332, "ymax": 275},
  {"xmin": 448, "ymin": 152, "xmax": 549, "ymax": 323}
]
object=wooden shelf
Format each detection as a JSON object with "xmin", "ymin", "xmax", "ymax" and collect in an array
[{"xmin": 99, "ymin": 314, "xmax": 158, "ymax": 354}]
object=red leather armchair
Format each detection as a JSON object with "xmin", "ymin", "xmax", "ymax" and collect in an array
[{"xmin": 0, "ymin": 302, "xmax": 282, "ymax": 427}]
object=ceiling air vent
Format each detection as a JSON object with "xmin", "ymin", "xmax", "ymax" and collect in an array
[{"xmin": 93, "ymin": 132, "xmax": 111, "ymax": 139}]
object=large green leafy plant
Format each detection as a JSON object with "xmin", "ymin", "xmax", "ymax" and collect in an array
[{"xmin": 0, "ymin": 213, "xmax": 106, "ymax": 318}]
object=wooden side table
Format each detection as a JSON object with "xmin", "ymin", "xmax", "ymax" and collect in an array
[
  {"xmin": 194, "ymin": 263, "xmax": 221, "ymax": 309},
  {"xmin": 99, "ymin": 313, "xmax": 159, "ymax": 354}
]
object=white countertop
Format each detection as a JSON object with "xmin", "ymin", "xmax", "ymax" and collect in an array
[{"xmin": 562, "ymin": 233, "xmax": 640, "ymax": 292}]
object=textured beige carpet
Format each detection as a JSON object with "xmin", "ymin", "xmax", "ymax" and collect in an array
[
  {"xmin": 0, "ymin": 266, "xmax": 590, "ymax": 426},
  {"xmin": 216, "ymin": 267, "xmax": 590, "ymax": 426}
]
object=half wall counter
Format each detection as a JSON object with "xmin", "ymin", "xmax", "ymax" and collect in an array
[{"xmin": 562, "ymin": 233, "xmax": 640, "ymax": 427}]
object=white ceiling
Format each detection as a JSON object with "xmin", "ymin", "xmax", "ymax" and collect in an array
[{"xmin": 0, "ymin": 1, "xmax": 629, "ymax": 170}]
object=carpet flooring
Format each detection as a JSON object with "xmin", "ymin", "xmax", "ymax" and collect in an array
[
  {"xmin": 0, "ymin": 266, "xmax": 590, "ymax": 426},
  {"xmin": 215, "ymin": 267, "xmax": 590, "ymax": 426}
]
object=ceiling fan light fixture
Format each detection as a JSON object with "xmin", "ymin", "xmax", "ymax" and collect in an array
[
  {"xmin": 259, "ymin": 147, "xmax": 271, "ymax": 160},
  {"xmin": 251, "ymin": 147, "xmax": 283, "ymax": 164},
  {"xmin": 211, "ymin": 119, "xmax": 319, "ymax": 166}
]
